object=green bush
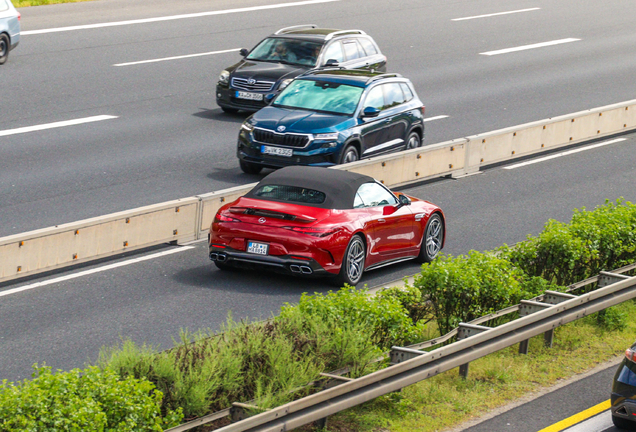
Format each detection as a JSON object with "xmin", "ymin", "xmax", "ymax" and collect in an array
[{"xmin": 0, "ymin": 365, "xmax": 182, "ymax": 432}]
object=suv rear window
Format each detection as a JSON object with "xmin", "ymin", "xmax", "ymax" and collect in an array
[
  {"xmin": 358, "ymin": 38, "xmax": 378, "ymax": 55},
  {"xmin": 0, "ymin": 0, "xmax": 9, "ymax": 12},
  {"xmin": 254, "ymin": 185, "xmax": 326, "ymax": 204}
]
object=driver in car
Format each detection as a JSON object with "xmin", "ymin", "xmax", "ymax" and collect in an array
[{"xmin": 269, "ymin": 42, "xmax": 297, "ymax": 62}]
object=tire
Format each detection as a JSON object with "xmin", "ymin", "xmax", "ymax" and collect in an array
[
  {"xmin": 417, "ymin": 213, "xmax": 444, "ymax": 263},
  {"xmin": 339, "ymin": 145, "xmax": 359, "ymax": 165},
  {"xmin": 239, "ymin": 160, "xmax": 263, "ymax": 174},
  {"xmin": 221, "ymin": 106, "xmax": 239, "ymax": 114},
  {"xmin": 0, "ymin": 34, "xmax": 9, "ymax": 65},
  {"xmin": 333, "ymin": 235, "xmax": 366, "ymax": 287},
  {"xmin": 405, "ymin": 131, "xmax": 421, "ymax": 150},
  {"xmin": 612, "ymin": 414, "xmax": 636, "ymax": 430}
]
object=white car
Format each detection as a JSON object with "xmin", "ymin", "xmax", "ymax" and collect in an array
[{"xmin": 0, "ymin": 0, "xmax": 20, "ymax": 65}]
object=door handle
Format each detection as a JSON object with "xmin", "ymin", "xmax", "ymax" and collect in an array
[{"xmin": 378, "ymin": 218, "xmax": 386, "ymax": 223}]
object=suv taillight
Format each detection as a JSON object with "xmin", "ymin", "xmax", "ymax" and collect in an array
[
  {"xmin": 420, "ymin": 106, "xmax": 425, "ymax": 116},
  {"xmin": 17, "ymin": 12, "xmax": 21, "ymax": 21},
  {"xmin": 626, "ymin": 348, "xmax": 635, "ymax": 362}
]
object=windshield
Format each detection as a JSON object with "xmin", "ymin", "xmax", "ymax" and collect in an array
[
  {"xmin": 246, "ymin": 37, "xmax": 322, "ymax": 67},
  {"xmin": 273, "ymin": 80, "xmax": 364, "ymax": 115}
]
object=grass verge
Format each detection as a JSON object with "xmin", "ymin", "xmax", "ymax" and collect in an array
[
  {"xmin": 14, "ymin": 0, "xmax": 91, "ymax": 8},
  {"xmin": 309, "ymin": 301, "xmax": 635, "ymax": 432}
]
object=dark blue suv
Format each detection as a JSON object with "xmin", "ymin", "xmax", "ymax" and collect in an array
[{"xmin": 236, "ymin": 70, "xmax": 425, "ymax": 174}]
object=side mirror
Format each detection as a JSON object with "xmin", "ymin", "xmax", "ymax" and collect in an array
[
  {"xmin": 398, "ymin": 194, "xmax": 411, "ymax": 206},
  {"xmin": 361, "ymin": 106, "xmax": 380, "ymax": 118},
  {"xmin": 324, "ymin": 59, "xmax": 339, "ymax": 67},
  {"xmin": 383, "ymin": 205, "xmax": 396, "ymax": 216},
  {"xmin": 239, "ymin": 48, "xmax": 249, "ymax": 57},
  {"xmin": 265, "ymin": 93, "xmax": 276, "ymax": 105}
]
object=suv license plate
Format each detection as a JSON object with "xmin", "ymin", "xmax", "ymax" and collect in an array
[
  {"xmin": 247, "ymin": 241, "xmax": 269, "ymax": 255},
  {"xmin": 236, "ymin": 91, "xmax": 263, "ymax": 101},
  {"xmin": 261, "ymin": 145, "xmax": 293, "ymax": 157}
]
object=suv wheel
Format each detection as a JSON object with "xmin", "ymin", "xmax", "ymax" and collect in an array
[
  {"xmin": 406, "ymin": 131, "xmax": 421, "ymax": 150},
  {"xmin": 339, "ymin": 145, "xmax": 359, "ymax": 164},
  {"xmin": 239, "ymin": 160, "xmax": 263, "ymax": 174},
  {"xmin": 0, "ymin": 34, "xmax": 9, "ymax": 65}
]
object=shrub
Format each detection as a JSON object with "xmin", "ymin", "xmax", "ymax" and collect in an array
[{"xmin": 0, "ymin": 365, "xmax": 182, "ymax": 431}]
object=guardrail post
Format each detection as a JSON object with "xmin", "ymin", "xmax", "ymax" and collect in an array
[
  {"xmin": 517, "ymin": 300, "xmax": 553, "ymax": 354},
  {"xmin": 457, "ymin": 323, "xmax": 490, "ymax": 378},
  {"xmin": 541, "ymin": 291, "xmax": 578, "ymax": 348}
]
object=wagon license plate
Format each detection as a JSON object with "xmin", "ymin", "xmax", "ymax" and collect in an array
[
  {"xmin": 235, "ymin": 91, "xmax": 263, "ymax": 101},
  {"xmin": 261, "ymin": 145, "xmax": 293, "ymax": 157},
  {"xmin": 247, "ymin": 241, "xmax": 269, "ymax": 255}
]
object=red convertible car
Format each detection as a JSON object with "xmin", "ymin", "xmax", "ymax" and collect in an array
[{"xmin": 209, "ymin": 166, "xmax": 445, "ymax": 285}]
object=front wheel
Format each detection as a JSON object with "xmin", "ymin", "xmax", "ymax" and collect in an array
[
  {"xmin": 333, "ymin": 235, "xmax": 366, "ymax": 286},
  {"xmin": 417, "ymin": 213, "xmax": 444, "ymax": 263},
  {"xmin": 339, "ymin": 145, "xmax": 359, "ymax": 165},
  {"xmin": 612, "ymin": 414, "xmax": 636, "ymax": 430},
  {"xmin": 0, "ymin": 34, "xmax": 9, "ymax": 65},
  {"xmin": 239, "ymin": 160, "xmax": 263, "ymax": 174}
]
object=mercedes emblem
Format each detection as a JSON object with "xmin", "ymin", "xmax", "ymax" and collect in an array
[
  {"xmin": 247, "ymin": 78, "xmax": 256, "ymax": 85},
  {"xmin": 258, "ymin": 217, "xmax": 266, "ymax": 224},
  {"xmin": 277, "ymin": 126, "xmax": 286, "ymax": 132}
]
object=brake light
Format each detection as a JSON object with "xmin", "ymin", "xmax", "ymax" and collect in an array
[
  {"xmin": 626, "ymin": 348, "xmax": 635, "ymax": 362},
  {"xmin": 283, "ymin": 226, "xmax": 340, "ymax": 237},
  {"xmin": 420, "ymin": 106, "xmax": 425, "ymax": 116},
  {"xmin": 214, "ymin": 213, "xmax": 239, "ymax": 223},
  {"xmin": 17, "ymin": 12, "xmax": 21, "ymax": 21}
]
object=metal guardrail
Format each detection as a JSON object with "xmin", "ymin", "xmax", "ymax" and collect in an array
[
  {"xmin": 163, "ymin": 264, "xmax": 636, "ymax": 431},
  {"xmin": 1, "ymin": 99, "xmax": 635, "ymax": 283}
]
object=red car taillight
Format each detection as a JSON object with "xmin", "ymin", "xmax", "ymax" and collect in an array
[
  {"xmin": 626, "ymin": 348, "xmax": 635, "ymax": 362},
  {"xmin": 420, "ymin": 106, "xmax": 426, "ymax": 116},
  {"xmin": 214, "ymin": 213, "xmax": 239, "ymax": 223},
  {"xmin": 17, "ymin": 12, "xmax": 21, "ymax": 21},
  {"xmin": 283, "ymin": 226, "xmax": 340, "ymax": 237}
]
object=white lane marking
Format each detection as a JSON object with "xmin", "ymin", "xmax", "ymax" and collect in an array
[
  {"xmin": 21, "ymin": 0, "xmax": 339, "ymax": 35},
  {"xmin": 0, "ymin": 246, "xmax": 195, "ymax": 298},
  {"xmin": 503, "ymin": 138, "xmax": 626, "ymax": 170},
  {"xmin": 114, "ymin": 48, "xmax": 240, "ymax": 67},
  {"xmin": 424, "ymin": 115, "xmax": 449, "ymax": 122},
  {"xmin": 480, "ymin": 38, "xmax": 580, "ymax": 56},
  {"xmin": 0, "ymin": 115, "xmax": 118, "ymax": 137},
  {"xmin": 452, "ymin": 8, "xmax": 540, "ymax": 21}
]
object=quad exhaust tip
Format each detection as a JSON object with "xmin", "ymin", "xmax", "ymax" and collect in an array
[
  {"xmin": 210, "ymin": 252, "xmax": 227, "ymax": 262},
  {"xmin": 290, "ymin": 265, "xmax": 313, "ymax": 274}
]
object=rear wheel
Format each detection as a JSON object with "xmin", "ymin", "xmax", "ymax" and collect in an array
[
  {"xmin": 221, "ymin": 106, "xmax": 239, "ymax": 114},
  {"xmin": 417, "ymin": 213, "xmax": 444, "ymax": 263},
  {"xmin": 239, "ymin": 160, "xmax": 263, "ymax": 174},
  {"xmin": 405, "ymin": 131, "xmax": 421, "ymax": 150},
  {"xmin": 0, "ymin": 34, "xmax": 9, "ymax": 65},
  {"xmin": 339, "ymin": 145, "xmax": 359, "ymax": 164},
  {"xmin": 612, "ymin": 414, "xmax": 636, "ymax": 430},
  {"xmin": 334, "ymin": 235, "xmax": 365, "ymax": 286}
]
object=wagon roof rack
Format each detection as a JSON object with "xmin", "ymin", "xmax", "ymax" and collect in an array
[
  {"xmin": 366, "ymin": 73, "xmax": 402, "ymax": 83},
  {"xmin": 324, "ymin": 29, "xmax": 366, "ymax": 40},
  {"xmin": 274, "ymin": 24, "xmax": 318, "ymax": 35}
]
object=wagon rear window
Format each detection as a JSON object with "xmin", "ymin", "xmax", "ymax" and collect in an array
[{"xmin": 254, "ymin": 185, "xmax": 326, "ymax": 204}]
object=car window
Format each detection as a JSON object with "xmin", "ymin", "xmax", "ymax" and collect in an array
[
  {"xmin": 322, "ymin": 42, "xmax": 345, "ymax": 64},
  {"xmin": 0, "ymin": 0, "xmax": 8, "ymax": 12},
  {"xmin": 383, "ymin": 83, "xmax": 406, "ymax": 109},
  {"xmin": 342, "ymin": 41, "xmax": 361, "ymax": 61},
  {"xmin": 358, "ymin": 38, "xmax": 378, "ymax": 56},
  {"xmin": 354, "ymin": 193, "xmax": 364, "ymax": 209},
  {"xmin": 274, "ymin": 79, "xmax": 364, "ymax": 115},
  {"xmin": 355, "ymin": 182, "xmax": 398, "ymax": 207},
  {"xmin": 246, "ymin": 37, "xmax": 321, "ymax": 66},
  {"xmin": 400, "ymin": 83, "xmax": 414, "ymax": 102},
  {"xmin": 254, "ymin": 185, "xmax": 326, "ymax": 204},
  {"xmin": 362, "ymin": 86, "xmax": 384, "ymax": 111}
]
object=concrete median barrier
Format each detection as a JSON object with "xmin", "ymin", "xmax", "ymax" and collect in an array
[{"xmin": 1, "ymin": 99, "xmax": 635, "ymax": 283}]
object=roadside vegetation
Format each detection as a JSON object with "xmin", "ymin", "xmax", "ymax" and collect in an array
[
  {"xmin": 13, "ymin": 0, "xmax": 90, "ymax": 7},
  {"xmin": 1, "ymin": 198, "xmax": 635, "ymax": 431}
]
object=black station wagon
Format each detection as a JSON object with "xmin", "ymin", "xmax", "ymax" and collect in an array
[{"xmin": 216, "ymin": 25, "xmax": 387, "ymax": 113}]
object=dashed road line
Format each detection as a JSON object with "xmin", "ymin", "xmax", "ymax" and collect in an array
[
  {"xmin": 424, "ymin": 115, "xmax": 449, "ymax": 122},
  {"xmin": 452, "ymin": 8, "xmax": 540, "ymax": 21},
  {"xmin": 480, "ymin": 38, "xmax": 580, "ymax": 56},
  {"xmin": 114, "ymin": 48, "xmax": 240, "ymax": 66},
  {"xmin": 0, "ymin": 115, "xmax": 118, "ymax": 137}
]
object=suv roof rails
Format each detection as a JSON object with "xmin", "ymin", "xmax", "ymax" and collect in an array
[
  {"xmin": 366, "ymin": 72, "xmax": 402, "ymax": 83},
  {"xmin": 274, "ymin": 24, "xmax": 318, "ymax": 35},
  {"xmin": 324, "ymin": 29, "xmax": 366, "ymax": 41}
]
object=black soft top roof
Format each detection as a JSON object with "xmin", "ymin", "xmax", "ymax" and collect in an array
[{"xmin": 245, "ymin": 166, "xmax": 375, "ymax": 209}]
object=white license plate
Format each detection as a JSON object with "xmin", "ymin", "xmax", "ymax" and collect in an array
[
  {"xmin": 261, "ymin": 145, "xmax": 293, "ymax": 157},
  {"xmin": 247, "ymin": 241, "xmax": 269, "ymax": 255},
  {"xmin": 235, "ymin": 91, "xmax": 263, "ymax": 101}
]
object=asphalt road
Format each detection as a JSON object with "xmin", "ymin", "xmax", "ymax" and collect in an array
[
  {"xmin": 1, "ymin": 0, "xmax": 635, "ymax": 235},
  {"xmin": 1, "ymin": 0, "xmax": 636, "ymax": 429}
]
